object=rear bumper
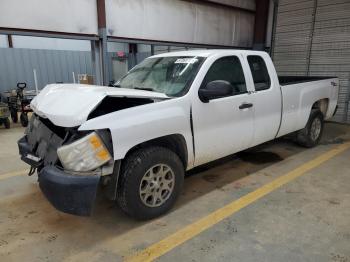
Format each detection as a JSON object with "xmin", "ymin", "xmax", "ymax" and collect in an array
[
  {"xmin": 38, "ymin": 166, "xmax": 100, "ymax": 216},
  {"xmin": 18, "ymin": 135, "xmax": 100, "ymax": 216}
]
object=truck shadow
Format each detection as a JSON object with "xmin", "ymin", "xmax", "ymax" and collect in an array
[
  {"xmin": 91, "ymin": 138, "xmax": 302, "ymax": 224},
  {"xmin": 49, "ymin": 138, "xmax": 298, "ymax": 245}
]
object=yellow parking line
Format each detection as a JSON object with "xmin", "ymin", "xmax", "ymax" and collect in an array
[
  {"xmin": 0, "ymin": 169, "xmax": 28, "ymax": 181},
  {"xmin": 126, "ymin": 141, "xmax": 350, "ymax": 262}
]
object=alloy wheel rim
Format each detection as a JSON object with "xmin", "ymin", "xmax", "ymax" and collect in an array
[
  {"xmin": 139, "ymin": 164, "xmax": 175, "ymax": 207},
  {"xmin": 310, "ymin": 118, "xmax": 321, "ymax": 141}
]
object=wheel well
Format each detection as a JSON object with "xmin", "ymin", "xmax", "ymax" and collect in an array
[
  {"xmin": 312, "ymin": 98, "xmax": 329, "ymax": 117},
  {"xmin": 124, "ymin": 134, "xmax": 188, "ymax": 170}
]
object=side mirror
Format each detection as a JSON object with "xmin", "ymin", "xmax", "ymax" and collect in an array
[{"xmin": 198, "ymin": 80, "xmax": 233, "ymax": 103}]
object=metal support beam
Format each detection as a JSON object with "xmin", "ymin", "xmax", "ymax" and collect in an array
[
  {"xmin": 7, "ymin": 34, "xmax": 13, "ymax": 48},
  {"xmin": 97, "ymin": 0, "xmax": 109, "ymax": 85},
  {"xmin": 91, "ymin": 40, "xmax": 103, "ymax": 85},
  {"xmin": 306, "ymin": 0, "xmax": 318, "ymax": 76},
  {"xmin": 253, "ymin": 0, "xmax": 270, "ymax": 50},
  {"xmin": 0, "ymin": 28, "xmax": 98, "ymax": 40},
  {"xmin": 107, "ymin": 36, "xmax": 252, "ymax": 50},
  {"xmin": 129, "ymin": 43, "xmax": 137, "ymax": 68},
  {"xmin": 99, "ymin": 28, "xmax": 109, "ymax": 85},
  {"xmin": 181, "ymin": 0, "xmax": 256, "ymax": 14},
  {"xmin": 269, "ymin": 0, "xmax": 279, "ymax": 58}
]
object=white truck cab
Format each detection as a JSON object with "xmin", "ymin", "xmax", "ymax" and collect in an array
[{"xmin": 18, "ymin": 50, "xmax": 338, "ymax": 219}]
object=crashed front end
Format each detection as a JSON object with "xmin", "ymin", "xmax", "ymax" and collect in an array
[{"xmin": 18, "ymin": 115, "xmax": 114, "ymax": 216}]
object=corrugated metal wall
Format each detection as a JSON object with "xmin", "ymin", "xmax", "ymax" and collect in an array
[
  {"xmin": 272, "ymin": 0, "xmax": 350, "ymax": 123},
  {"xmin": 106, "ymin": 0, "xmax": 255, "ymax": 47},
  {"xmin": 0, "ymin": 0, "xmax": 98, "ymax": 35},
  {"xmin": 0, "ymin": 48, "xmax": 92, "ymax": 92}
]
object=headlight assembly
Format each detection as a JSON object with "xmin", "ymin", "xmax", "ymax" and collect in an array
[{"xmin": 57, "ymin": 132, "xmax": 112, "ymax": 172}]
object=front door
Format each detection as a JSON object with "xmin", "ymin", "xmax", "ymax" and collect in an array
[{"xmin": 192, "ymin": 55, "xmax": 254, "ymax": 166}]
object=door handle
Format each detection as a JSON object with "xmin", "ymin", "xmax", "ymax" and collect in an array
[{"xmin": 239, "ymin": 103, "xmax": 253, "ymax": 110}]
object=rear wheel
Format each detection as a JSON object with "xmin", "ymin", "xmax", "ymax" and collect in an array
[
  {"xmin": 296, "ymin": 110, "xmax": 324, "ymax": 148},
  {"xmin": 117, "ymin": 146, "xmax": 184, "ymax": 220}
]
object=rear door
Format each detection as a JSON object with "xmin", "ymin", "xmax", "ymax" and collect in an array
[
  {"xmin": 192, "ymin": 55, "xmax": 255, "ymax": 166},
  {"xmin": 242, "ymin": 54, "xmax": 282, "ymax": 146}
]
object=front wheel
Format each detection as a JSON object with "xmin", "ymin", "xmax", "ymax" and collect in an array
[
  {"xmin": 117, "ymin": 146, "xmax": 184, "ymax": 220},
  {"xmin": 296, "ymin": 110, "xmax": 324, "ymax": 148}
]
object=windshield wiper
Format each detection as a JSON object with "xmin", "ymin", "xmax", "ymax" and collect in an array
[{"xmin": 134, "ymin": 87, "xmax": 154, "ymax": 91}]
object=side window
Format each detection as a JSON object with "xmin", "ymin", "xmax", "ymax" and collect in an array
[
  {"xmin": 201, "ymin": 56, "xmax": 247, "ymax": 97},
  {"xmin": 247, "ymin": 56, "xmax": 271, "ymax": 91}
]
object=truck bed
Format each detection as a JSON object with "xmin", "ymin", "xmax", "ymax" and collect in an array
[
  {"xmin": 277, "ymin": 74, "xmax": 338, "ymax": 138},
  {"xmin": 278, "ymin": 76, "xmax": 336, "ymax": 86}
]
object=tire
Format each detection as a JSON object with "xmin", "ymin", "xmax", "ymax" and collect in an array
[
  {"xmin": 20, "ymin": 113, "xmax": 28, "ymax": 127},
  {"xmin": 4, "ymin": 118, "xmax": 10, "ymax": 129},
  {"xmin": 296, "ymin": 110, "xmax": 324, "ymax": 148},
  {"xmin": 11, "ymin": 109, "xmax": 18, "ymax": 123},
  {"xmin": 117, "ymin": 146, "xmax": 184, "ymax": 220}
]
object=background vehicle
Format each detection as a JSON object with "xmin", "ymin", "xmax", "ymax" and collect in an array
[
  {"xmin": 6, "ymin": 82, "xmax": 36, "ymax": 127},
  {"xmin": 18, "ymin": 50, "xmax": 339, "ymax": 220},
  {"xmin": 0, "ymin": 102, "xmax": 11, "ymax": 129}
]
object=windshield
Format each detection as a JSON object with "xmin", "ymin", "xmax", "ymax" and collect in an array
[{"xmin": 115, "ymin": 56, "xmax": 204, "ymax": 96}]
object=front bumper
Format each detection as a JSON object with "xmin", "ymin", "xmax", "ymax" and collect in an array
[
  {"xmin": 18, "ymin": 136, "xmax": 100, "ymax": 216},
  {"xmin": 39, "ymin": 166, "xmax": 100, "ymax": 216}
]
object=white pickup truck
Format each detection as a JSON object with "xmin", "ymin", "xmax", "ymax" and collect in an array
[{"xmin": 18, "ymin": 50, "xmax": 338, "ymax": 220}]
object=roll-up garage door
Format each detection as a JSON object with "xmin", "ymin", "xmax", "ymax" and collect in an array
[{"xmin": 272, "ymin": 0, "xmax": 350, "ymax": 123}]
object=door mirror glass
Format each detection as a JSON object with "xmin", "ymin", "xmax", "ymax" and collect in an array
[{"xmin": 198, "ymin": 80, "xmax": 233, "ymax": 103}]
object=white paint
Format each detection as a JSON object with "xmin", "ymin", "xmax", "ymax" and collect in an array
[
  {"xmin": 189, "ymin": 53, "xmax": 255, "ymax": 166},
  {"xmin": 30, "ymin": 84, "xmax": 169, "ymax": 127},
  {"xmin": 277, "ymin": 78, "xmax": 339, "ymax": 137},
  {"xmin": 79, "ymin": 97, "xmax": 195, "ymax": 167},
  {"xmin": 105, "ymin": 0, "xmax": 254, "ymax": 47},
  {"xmin": 31, "ymin": 50, "xmax": 338, "ymax": 170},
  {"xmin": 240, "ymin": 52, "xmax": 282, "ymax": 146},
  {"xmin": 0, "ymin": 0, "xmax": 98, "ymax": 35}
]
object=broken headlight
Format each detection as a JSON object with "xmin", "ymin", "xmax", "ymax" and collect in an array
[{"xmin": 57, "ymin": 132, "xmax": 111, "ymax": 172}]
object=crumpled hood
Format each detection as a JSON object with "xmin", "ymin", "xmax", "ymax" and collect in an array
[{"xmin": 31, "ymin": 84, "xmax": 169, "ymax": 127}]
